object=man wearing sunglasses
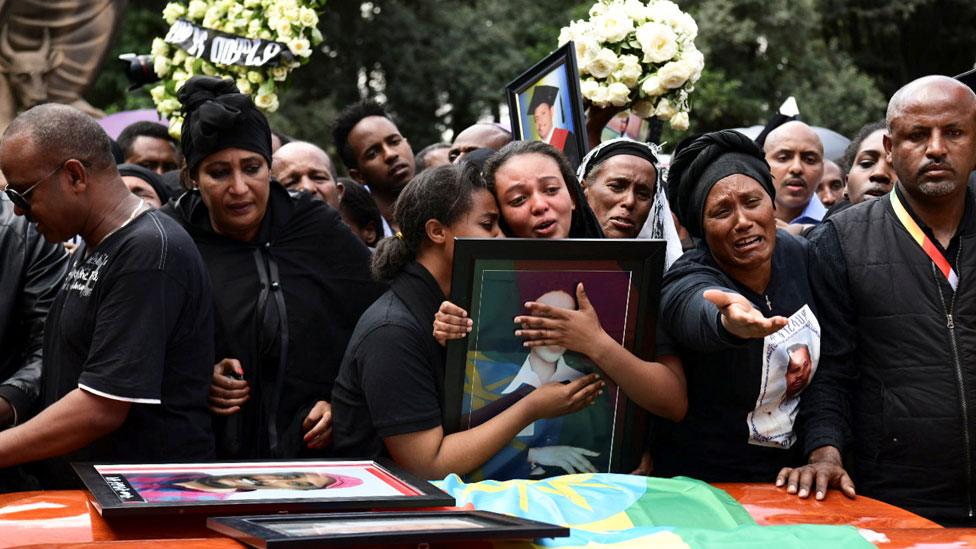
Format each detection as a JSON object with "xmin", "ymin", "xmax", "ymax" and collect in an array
[
  {"xmin": 0, "ymin": 172, "xmax": 70, "ymax": 491},
  {"xmin": 0, "ymin": 104, "xmax": 216, "ymax": 488}
]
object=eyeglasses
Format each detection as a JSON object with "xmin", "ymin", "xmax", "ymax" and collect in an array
[{"xmin": 4, "ymin": 161, "xmax": 67, "ymax": 216}]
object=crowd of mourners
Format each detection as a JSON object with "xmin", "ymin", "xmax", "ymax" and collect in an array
[{"xmin": 0, "ymin": 69, "xmax": 975, "ymax": 527}]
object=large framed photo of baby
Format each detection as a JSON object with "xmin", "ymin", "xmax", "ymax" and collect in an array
[{"xmin": 443, "ymin": 238, "xmax": 665, "ymax": 481}]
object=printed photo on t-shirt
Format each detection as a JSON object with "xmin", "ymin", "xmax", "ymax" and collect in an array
[{"xmin": 747, "ymin": 304, "xmax": 821, "ymax": 449}]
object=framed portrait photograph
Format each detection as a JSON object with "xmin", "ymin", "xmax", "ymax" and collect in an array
[
  {"xmin": 72, "ymin": 459, "xmax": 454, "ymax": 517},
  {"xmin": 506, "ymin": 41, "xmax": 589, "ymax": 169},
  {"xmin": 208, "ymin": 510, "xmax": 569, "ymax": 548},
  {"xmin": 443, "ymin": 238, "xmax": 665, "ymax": 481}
]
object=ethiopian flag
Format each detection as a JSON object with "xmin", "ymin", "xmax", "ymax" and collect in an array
[{"xmin": 437, "ymin": 474, "xmax": 872, "ymax": 548}]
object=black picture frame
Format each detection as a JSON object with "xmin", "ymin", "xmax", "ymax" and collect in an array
[
  {"xmin": 208, "ymin": 510, "xmax": 569, "ymax": 548},
  {"xmin": 72, "ymin": 458, "xmax": 454, "ymax": 518},
  {"xmin": 506, "ymin": 41, "xmax": 589, "ymax": 169},
  {"xmin": 443, "ymin": 238, "xmax": 665, "ymax": 481}
]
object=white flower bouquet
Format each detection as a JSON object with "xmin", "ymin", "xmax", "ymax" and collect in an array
[
  {"xmin": 150, "ymin": 0, "xmax": 327, "ymax": 137},
  {"xmin": 559, "ymin": 0, "xmax": 703, "ymax": 131}
]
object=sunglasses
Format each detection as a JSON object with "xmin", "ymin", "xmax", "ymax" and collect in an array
[{"xmin": 4, "ymin": 161, "xmax": 68, "ymax": 217}]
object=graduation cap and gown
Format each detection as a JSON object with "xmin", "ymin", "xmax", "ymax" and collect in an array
[{"xmin": 528, "ymin": 85, "xmax": 581, "ymax": 167}]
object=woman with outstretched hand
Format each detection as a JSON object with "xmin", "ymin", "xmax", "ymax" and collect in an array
[{"xmin": 653, "ymin": 130, "xmax": 820, "ymax": 482}]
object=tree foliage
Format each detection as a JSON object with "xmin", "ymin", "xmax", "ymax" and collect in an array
[{"xmin": 88, "ymin": 0, "xmax": 975, "ymax": 155}]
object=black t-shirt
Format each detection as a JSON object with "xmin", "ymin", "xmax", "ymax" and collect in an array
[
  {"xmin": 332, "ymin": 262, "xmax": 446, "ymax": 460},
  {"xmin": 653, "ymin": 230, "xmax": 815, "ymax": 482},
  {"xmin": 39, "ymin": 209, "xmax": 215, "ymax": 486}
]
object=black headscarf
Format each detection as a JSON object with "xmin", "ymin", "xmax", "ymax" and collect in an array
[
  {"xmin": 118, "ymin": 163, "xmax": 172, "ymax": 204},
  {"xmin": 666, "ymin": 130, "xmax": 774, "ymax": 239},
  {"xmin": 576, "ymin": 138, "xmax": 659, "ymax": 182},
  {"xmin": 177, "ymin": 76, "xmax": 273, "ymax": 175}
]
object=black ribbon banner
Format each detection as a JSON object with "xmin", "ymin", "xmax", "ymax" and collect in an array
[{"xmin": 164, "ymin": 18, "xmax": 296, "ymax": 68}]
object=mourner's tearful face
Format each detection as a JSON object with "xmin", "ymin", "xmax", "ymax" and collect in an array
[
  {"xmin": 195, "ymin": 147, "xmax": 271, "ymax": 242},
  {"xmin": 583, "ymin": 155, "xmax": 656, "ymax": 238},
  {"xmin": 702, "ymin": 174, "xmax": 776, "ymax": 274},
  {"xmin": 885, "ymin": 80, "xmax": 976, "ymax": 200},
  {"xmin": 493, "ymin": 153, "xmax": 575, "ymax": 239},
  {"xmin": 441, "ymin": 188, "xmax": 503, "ymax": 265},
  {"xmin": 846, "ymin": 129, "xmax": 895, "ymax": 204}
]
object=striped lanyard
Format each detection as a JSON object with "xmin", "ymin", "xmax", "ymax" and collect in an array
[{"xmin": 890, "ymin": 190, "xmax": 959, "ymax": 291}]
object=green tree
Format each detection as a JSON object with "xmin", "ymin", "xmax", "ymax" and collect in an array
[
  {"xmin": 89, "ymin": 0, "xmax": 975, "ymax": 152},
  {"xmin": 818, "ymin": 0, "xmax": 976, "ymax": 98},
  {"xmin": 679, "ymin": 0, "xmax": 886, "ymax": 139},
  {"xmin": 85, "ymin": 0, "xmax": 169, "ymax": 114}
]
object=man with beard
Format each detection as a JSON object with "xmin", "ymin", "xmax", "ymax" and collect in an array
[
  {"xmin": 763, "ymin": 121, "xmax": 827, "ymax": 226},
  {"xmin": 332, "ymin": 101, "xmax": 414, "ymax": 234},
  {"xmin": 781, "ymin": 76, "xmax": 976, "ymax": 526}
]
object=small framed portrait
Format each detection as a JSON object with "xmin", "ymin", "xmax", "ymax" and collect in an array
[
  {"xmin": 602, "ymin": 111, "xmax": 654, "ymax": 142},
  {"xmin": 506, "ymin": 41, "xmax": 589, "ymax": 169},
  {"xmin": 72, "ymin": 459, "xmax": 453, "ymax": 517},
  {"xmin": 208, "ymin": 510, "xmax": 569, "ymax": 547},
  {"xmin": 443, "ymin": 238, "xmax": 665, "ymax": 481}
]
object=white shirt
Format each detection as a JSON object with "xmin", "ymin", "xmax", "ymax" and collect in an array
[{"xmin": 501, "ymin": 354, "xmax": 584, "ymax": 395}]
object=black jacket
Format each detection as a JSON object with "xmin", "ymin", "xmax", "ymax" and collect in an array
[
  {"xmin": 0, "ymin": 196, "xmax": 69, "ymax": 424},
  {"xmin": 162, "ymin": 183, "xmax": 384, "ymax": 458},
  {"xmin": 801, "ymin": 190, "xmax": 976, "ymax": 522}
]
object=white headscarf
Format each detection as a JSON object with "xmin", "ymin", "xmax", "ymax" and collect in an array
[{"xmin": 576, "ymin": 137, "xmax": 684, "ymax": 268}]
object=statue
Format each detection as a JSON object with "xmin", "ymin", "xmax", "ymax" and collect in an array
[{"xmin": 0, "ymin": 0, "xmax": 127, "ymax": 131}]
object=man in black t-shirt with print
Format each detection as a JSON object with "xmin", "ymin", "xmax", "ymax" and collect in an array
[{"xmin": 0, "ymin": 104, "xmax": 215, "ymax": 488}]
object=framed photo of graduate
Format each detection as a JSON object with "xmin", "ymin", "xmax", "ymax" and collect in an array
[
  {"xmin": 506, "ymin": 41, "xmax": 589, "ymax": 169},
  {"xmin": 208, "ymin": 510, "xmax": 569, "ymax": 548},
  {"xmin": 443, "ymin": 238, "xmax": 665, "ymax": 482},
  {"xmin": 72, "ymin": 459, "xmax": 454, "ymax": 517}
]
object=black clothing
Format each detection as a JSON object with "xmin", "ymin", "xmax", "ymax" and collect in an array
[
  {"xmin": 823, "ymin": 198, "xmax": 853, "ymax": 220},
  {"xmin": 800, "ymin": 188, "xmax": 976, "ymax": 523},
  {"xmin": 578, "ymin": 139, "xmax": 658, "ymax": 181},
  {"xmin": 40, "ymin": 209, "xmax": 215, "ymax": 487},
  {"xmin": 332, "ymin": 262, "xmax": 446, "ymax": 460},
  {"xmin": 177, "ymin": 76, "xmax": 273, "ymax": 174},
  {"xmin": 666, "ymin": 130, "xmax": 775, "ymax": 238},
  {"xmin": 653, "ymin": 230, "xmax": 814, "ymax": 481},
  {"xmin": 559, "ymin": 130, "xmax": 581, "ymax": 169},
  {"xmin": 0, "ymin": 197, "xmax": 69, "ymax": 423},
  {"xmin": 163, "ymin": 183, "xmax": 383, "ymax": 459}
]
